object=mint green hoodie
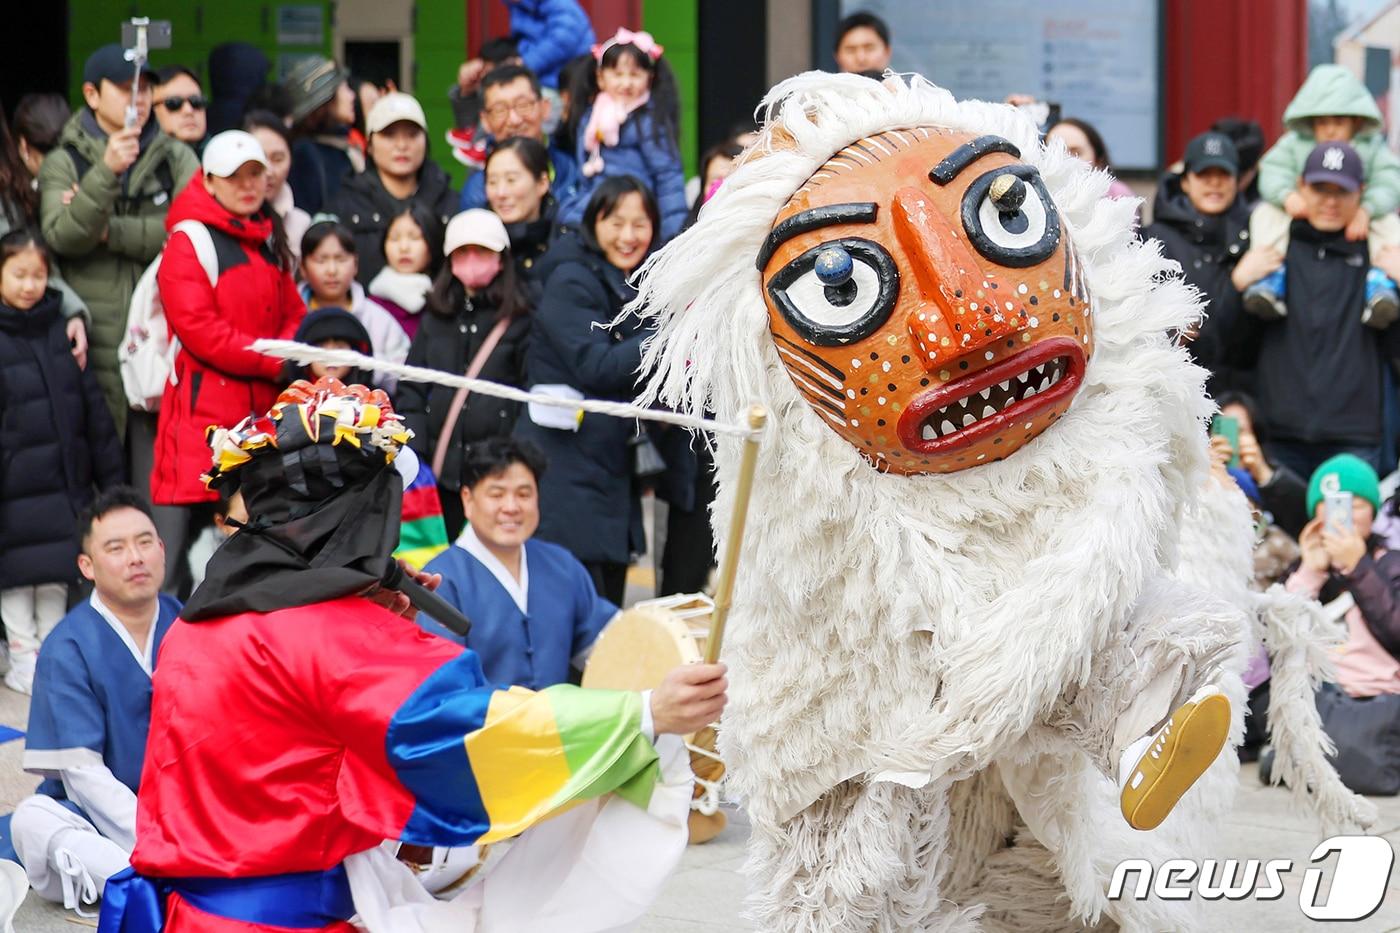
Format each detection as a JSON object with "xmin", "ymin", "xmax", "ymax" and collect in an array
[{"xmin": 1258, "ymin": 64, "xmax": 1400, "ymax": 217}]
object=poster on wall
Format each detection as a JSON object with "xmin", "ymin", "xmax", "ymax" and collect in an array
[{"xmin": 841, "ymin": 0, "xmax": 1161, "ymax": 170}]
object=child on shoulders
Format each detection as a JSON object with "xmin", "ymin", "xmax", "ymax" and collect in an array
[
  {"xmin": 1246, "ymin": 65, "xmax": 1400, "ymax": 327},
  {"xmin": 557, "ymin": 28, "xmax": 687, "ymax": 242}
]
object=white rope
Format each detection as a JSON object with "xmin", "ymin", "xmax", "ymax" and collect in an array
[{"xmin": 251, "ymin": 339, "xmax": 758, "ymax": 438}]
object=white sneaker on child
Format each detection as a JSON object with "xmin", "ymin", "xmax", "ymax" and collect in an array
[{"xmin": 2, "ymin": 657, "xmax": 32, "ymax": 696}]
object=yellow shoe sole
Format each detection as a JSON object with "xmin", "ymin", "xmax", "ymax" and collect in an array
[{"xmin": 1121, "ymin": 693, "xmax": 1230, "ymax": 831}]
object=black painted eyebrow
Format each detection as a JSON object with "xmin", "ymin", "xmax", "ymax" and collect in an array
[
  {"xmin": 928, "ymin": 135, "xmax": 1022, "ymax": 186},
  {"xmin": 756, "ymin": 202, "xmax": 878, "ymax": 271}
]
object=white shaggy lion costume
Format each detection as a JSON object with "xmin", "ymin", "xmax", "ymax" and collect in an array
[{"xmin": 631, "ymin": 72, "xmax": 1372, "ymax": 932}]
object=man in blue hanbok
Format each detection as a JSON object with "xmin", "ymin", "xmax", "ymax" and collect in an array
[
  {"xmin": 420, "ymin": 437, "xmax": 615, "ymax": 689},
  {"xmin": 9, "ymin": 488, "xmax": 180, "ymax": 916}
]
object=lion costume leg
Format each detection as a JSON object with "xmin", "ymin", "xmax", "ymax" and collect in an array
[
  {"xmin": 941, "ymin": 771, "xmax": 1117, "ymax": 933},
  {"xmin": 746, "ymin": 779, "xmax": 982, "ymax": 933}
]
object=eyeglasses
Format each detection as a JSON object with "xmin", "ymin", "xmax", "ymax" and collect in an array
[
  {"xmin": 484, "ymin": 98, "xmax": 540, "ymax": 122},
  {"xmin": 160, "ymin": 95, "xmax": 207, "ymax": 112}
]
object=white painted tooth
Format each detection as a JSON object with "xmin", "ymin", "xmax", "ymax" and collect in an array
[
  {"xmin": 1034, "ymin": 362, "xmax": 1046, "ymax": 376},
  {"xmin": 922, "ymin": 424, "xmax": 937, "ymax": 440},
  {"xmin": 979, "ymin": 387, "xmax": 991, "ymax": 400},
  {"xmin": 961, "ymin": 413, "xmax": 976, "ymax": 427},
  {"xmin": 1023, "ymin": 386, "xmax": 1037, "ymax": 398},
  {"xmin": 981, "ymin": 405, "xmax": 996, "ymax": 418},
  {"xmin": 941, "ymin": 419, "xmax": 957, "ymax": 435},
  {"xmin": 1038, "ymin": 376, "xmax": 1050, "ymax": 391},
  {"xmin": 998, "ymin": 380, "xmax": 1010, "ymax": 392},
  {"xmin": 1018, "ymin": 371, "xmax": 1031, "ymax": 384}
]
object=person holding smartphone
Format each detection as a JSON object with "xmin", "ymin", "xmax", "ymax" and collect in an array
[
  {"xmin": 1289, "ymin": 455, "xmax": 1400, "ymax": 684},
  {"xmin": 1283, "ymin": 453, "xmax": 1400, "ymax": 792}
]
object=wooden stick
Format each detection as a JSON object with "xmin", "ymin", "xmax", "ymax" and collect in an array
[{"xmin": 706, "ymin": 404, "xmax": 768, "ymax": 663}]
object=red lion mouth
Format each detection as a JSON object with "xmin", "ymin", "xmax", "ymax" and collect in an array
[{"xmin": 896, "ymin": 336, "xmax": 1086, "ymax": 455}]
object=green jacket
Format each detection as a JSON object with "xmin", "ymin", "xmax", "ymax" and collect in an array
[
  {"xmin": 37, "ymin": 111, "xmax": 199, "ymax": 435},
  {"xmin": 1258, "ymin": 64, "xmax": 1400, "ymax": 218}
]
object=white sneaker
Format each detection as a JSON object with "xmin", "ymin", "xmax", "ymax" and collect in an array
[
  {"xmin": 3, "ymin": 650, "xmax": 32, "ymax": 696},
  {"xmin": 0, "ymin": 859, "xmax": 28, "ymax": 933},
  {"xmin": 2, "ymin": 668, "xmax": 31, "ymax": 697}
]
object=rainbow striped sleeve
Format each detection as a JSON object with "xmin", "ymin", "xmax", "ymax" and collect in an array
[
  {"xmin": 385, "ymin": 653, "xmax": 659, "ymax": 846},
  {"xmin": 393, "ymin": 460, "xmax": 449, "ymax": 571}
]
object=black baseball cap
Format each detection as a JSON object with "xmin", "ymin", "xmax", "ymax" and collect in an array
[
  {"xmin": 1302, "ymin": 141, "xmax": 1364, "ymax": 192},
  {"xmin": 1183, "ymin": 131, "xmax": 1239, "ymax": 175},
  {"xmin": 83, "ymin": 43, "xmax": 157, "ymax": 88}
]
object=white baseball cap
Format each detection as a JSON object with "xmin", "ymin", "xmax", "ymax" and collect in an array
[
  {"xmin": 444, "ymin": 209, "xmax": 509, "ymax": 255},
  {"xmin": 202, "ymin": 130, "xmax": 269, "ymax": 178},
  {"xmin": 366, "ymin": 93, "xmax": 428, "ymax": 135}
]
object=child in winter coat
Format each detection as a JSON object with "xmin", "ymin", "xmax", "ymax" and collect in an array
[
  {"xmin": 365, "ymin": 205, "xmax": 444, "ymax": 341},
  {"xmin": 1246, "ymin": 65, "xmax": 1400, "ymax": 327},
  {"xmin": 556, "ymin": 28, "xmax": 687, "ymax": 242},
  {"xmin": 299, "ymin": 220, "xmax": 411, "ymax": 391},
  {"xmin": 0, "ymin": 230, "xmax": 123, "ymax": 694}
]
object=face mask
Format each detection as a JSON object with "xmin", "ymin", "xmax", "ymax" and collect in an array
[{"xmin": 452, "ymin": 250, "xmax": 503, "ymax": 289}]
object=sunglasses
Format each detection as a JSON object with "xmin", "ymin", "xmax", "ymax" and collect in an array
[{"xmin": 160, "ymin": 95, "xmax": 207, "ymax": 112}]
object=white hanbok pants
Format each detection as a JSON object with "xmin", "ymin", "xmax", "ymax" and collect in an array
[{"xmin": 10, "ymin": 795, "xmax": 128, "ymax": 911}]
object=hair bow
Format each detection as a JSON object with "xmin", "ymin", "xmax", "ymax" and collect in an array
[{"xmin": 592, "ymin": 28, "xmax": 664, "ymax": 62}]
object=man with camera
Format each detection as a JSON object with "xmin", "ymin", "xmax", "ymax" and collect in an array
[{"xmin": 38, "ymin": 44, "xmax": 199, "ymax": 488}]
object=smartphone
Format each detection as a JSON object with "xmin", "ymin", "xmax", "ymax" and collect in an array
[
  {"xmin": 1324, "ymin": 490, "xmax": 1355, "ymax": 535},
  {"xmin": 120, "ymin": 19, "xmax": 172, "ymax": 129},
  {"xmin": 1209, "ymin": 415, "xmax": 1241, "ymax": 470},
  {"xmin": 120, "ymin": 20, "xmax": 172, "ymax": 53}
]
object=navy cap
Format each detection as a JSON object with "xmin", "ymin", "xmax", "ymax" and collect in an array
[
  {"xmin": 1302, "ymin": 141, "xmax": 1364, "ymax": 192},
  {"xmin": 83, "ymin": 43, "xmax": 157, "ymax": 88},
  {"xmin": 1183, "ymin": 131, "xmax": 1238, "ymax": 175}
]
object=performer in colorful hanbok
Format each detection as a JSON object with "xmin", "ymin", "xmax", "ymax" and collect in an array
[
  {"xmin": 421, "ymin": 436, "xmax": 616, "ymax": 689},
  {"xmin": 10, "ymin": 489, "xmax": 179, "ymax": 917},
  {"xmin": 100, "ymin": 378, "xmax": 726, "ymax": 933}
]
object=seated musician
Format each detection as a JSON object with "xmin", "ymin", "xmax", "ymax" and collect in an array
[{"xmin": 420, "ymin": 437, "xmax": 616, "ymax": 688}]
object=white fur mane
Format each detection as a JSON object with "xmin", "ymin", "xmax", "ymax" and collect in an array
[{"xmin": 631, "ymin": 69, "xmax": 1214, "ymax": 822}]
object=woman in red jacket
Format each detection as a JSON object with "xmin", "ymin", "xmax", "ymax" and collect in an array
[{"xmin": 151, "ymin": 130, "xmax": 305, "ymax": 595}]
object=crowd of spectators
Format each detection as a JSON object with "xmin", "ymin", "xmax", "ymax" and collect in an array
[
  {"xmin": 4, "ymin": 14, "xmax": 1400, "ymax": 914},
  {"xmin": 0, "ymin": 0, "xmax": 748, "ymax": 712}
]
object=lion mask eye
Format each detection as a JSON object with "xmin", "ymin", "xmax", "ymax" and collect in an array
[
  {"xmin": 766, "ymin": 237, "xmax": 900, "ymax": 346},
  {"xmin": 961, "ymin": 166, "xmax": 1060, "ymax": 268}
]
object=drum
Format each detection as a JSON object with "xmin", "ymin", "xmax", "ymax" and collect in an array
[{"xmin": 582, "ymin": 594, "xmax": 728, "ymax": 843}]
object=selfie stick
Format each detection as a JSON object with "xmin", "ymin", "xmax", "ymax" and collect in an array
[{"xmin": 124, "ymin": 18, "xmax": 152, "ymax": 129}]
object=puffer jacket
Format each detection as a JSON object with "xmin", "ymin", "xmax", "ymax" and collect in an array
[
  {"xmin": 505, "ymin": 0, "xmax": 596, "ymax": 88},
  {"xmin": 151, "ymin": 176, "xmax": 306, "ymax": 505},
  {"xmin": 327, "ymin": 161, "xmax": 458, "ymax": 285},
  {"xmin": 514, "ymin": 233, "xmax": 651, "ymax": 564},
  {"xmin": 37, "ymin": 110, "xmax": 200, "ymax": 436},
  {"xmin": 396, "ymin": 285, "xmax": 530, "ymax": 492},
  {"xmin": 0, "ymin": 290, "xmax": 124, "ymax": 587},
  {"xmin": 557, "ymin": 107, "xmax": 687, "ymax": 242},
  {"xmin": 1257, "ymin": 64, "xmax": 1400, "ymax": 217},
  {"xmin": 1143, "ymin": 173, "xmax": 1252, "ymax": 395}
]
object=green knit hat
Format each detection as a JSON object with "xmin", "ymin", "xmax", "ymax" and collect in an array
[{"xmin": 1306, "ymin": 454, "xmax": 1381, "ymax": 518}]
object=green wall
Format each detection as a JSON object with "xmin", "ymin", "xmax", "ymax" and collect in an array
[
  {"xmin": 66, "ymin": 2, "xmax": 334, "ymax": 110},
  {"xmin": 643, "ymin": 0, "xmax": 699, "ymax": 175},
  {"xmin": 416, "ymin": 1, "xmax": 469, "ymax": 187}
]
